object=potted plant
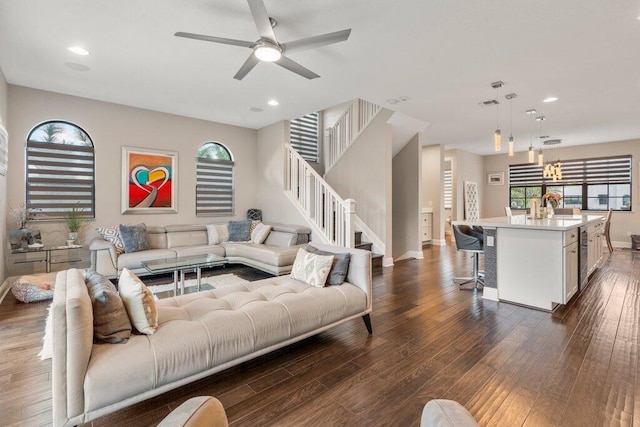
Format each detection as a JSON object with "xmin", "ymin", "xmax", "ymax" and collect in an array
[{"xmin": 65, "ymin": 205, "xmax": 84, "ymax": 244}]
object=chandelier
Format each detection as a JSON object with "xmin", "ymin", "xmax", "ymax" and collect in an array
[{"xmin": 542, "ymin": 139, "xmax": 563, "ymax": 182}]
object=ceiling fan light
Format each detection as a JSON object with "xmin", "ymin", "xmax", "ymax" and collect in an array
[{"xmin": 254, "ymin": 43, "xmax": 282, "ymax": 62}]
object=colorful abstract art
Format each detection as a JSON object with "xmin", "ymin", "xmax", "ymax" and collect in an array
[{"xmin": 121, "ymin": 147, "xmax": 178, "ymax": 214}]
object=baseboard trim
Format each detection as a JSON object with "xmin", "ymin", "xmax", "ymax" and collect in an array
[
  {"xmin": 382, "ymin": 257, "xmax": 394, "ymax": 268},
  {"xmin": 431, "ymin": 239, "xmax": 447, "ymax": 246},
  {"xmin": 482, "ymin": 287, "xmax": 499, "ymax": 301},
  {"xmin": 0, "ymin": 278, "xmax": 11, "ymax": 306},
  {"xmin": 395, "ymin": 251, "xmax": 424, "ymax": 261},
  {"xmin": 613, "ymin": 240, "xmax": 631, "ymax": 249}
]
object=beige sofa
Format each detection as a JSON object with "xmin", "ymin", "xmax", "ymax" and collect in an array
[
  {"xmin": 89, "ymin": 223, "xmax": 311, "ymax": 278},
  {"xmin": 52, "ymin": 243, "xmax": 372, "ymax": 427}
]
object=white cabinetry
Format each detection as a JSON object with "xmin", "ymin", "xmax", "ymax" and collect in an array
[
  {"xmin": 420, "ymin": 212, "xmax": 433, "ymax": 242},
  {"xmin": 587, "ymin": 219, "xmax": 605, "ymax": 275},
  {"xmin": 563, "ymin": 241, "xmax": 579, "ymax": 303}
]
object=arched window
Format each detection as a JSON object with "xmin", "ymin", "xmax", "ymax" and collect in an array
[
  {"xmin": 196, "ymin": 142, "xmax": 234, "ymax": 216},
  {"xmin": 26, "ymin": 121, "xmax": 95, "ymax": 219}
]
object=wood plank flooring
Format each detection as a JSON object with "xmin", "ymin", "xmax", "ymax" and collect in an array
[{"xmin": 1, "ymin": 245, "xmax": 638, "ymax": 426}]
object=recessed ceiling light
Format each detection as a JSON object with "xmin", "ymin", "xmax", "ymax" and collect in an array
[
  {"xmin": 525, "ymin": 109, "xmax": 537, "ymax": 115},
  {"xmin": 249, "ymin": 107, "xmax": 264, "ymax": 113},
  {"xmin": 543, "ymin": 96, "xmax": 558, "ymax": 103},
  {"xmin": 67, "ymin": 46, "xmax": 90, "ymax": 56},
  {"xmin": 65, "ymin": 62, "xmax": 90, "ymax": 72},
  {"xmin": 268, "ymin": 99, "xmax": 279, "ymax": 106}
]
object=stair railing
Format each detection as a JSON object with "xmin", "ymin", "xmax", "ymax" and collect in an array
[
  {"xmin": 285, "ymin": 144, "xmax": 355, "ymax": 248},
  {"xmin": 325, "ymin": 99, "xmax": 381, "ymax": 171}
]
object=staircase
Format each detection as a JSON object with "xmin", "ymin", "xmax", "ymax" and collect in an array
[
  {"xmin": 354, "ymin": 231, "xmax": 383, "ymax": 270},
  {"xmin": 284, "ymin": 98, "xmax": 385, "ymax": 262},
  {"xmin": 325, "ymin": 99, "xmax": 381, "ymax": 172}
]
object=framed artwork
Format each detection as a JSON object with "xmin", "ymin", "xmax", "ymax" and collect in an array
[
  {"xmin": 0, "ymin": 124, "xmax": 7, "ymax": 176},
  {"xmin": 121, "ymin": 146, "xmax": 178, "ymax": 214},
  {"xmin": 487, "ymin": 171, "xmax": 504, "ymax": 186}
]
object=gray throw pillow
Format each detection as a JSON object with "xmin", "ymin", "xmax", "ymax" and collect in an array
[
  {"xmin": 118, "ymin": 223, "xmax": 150, "ymax": 253},
  {"xmin": 85, "ymin": 270, "xmax": 132, "ymax": 343},
  {"xmin": 305, "ymin": 245, "xmax": 351, "ymax": 286},
  {"xmin": 228, "ymin": 220, "xmax": 252, "ymax": 242}
]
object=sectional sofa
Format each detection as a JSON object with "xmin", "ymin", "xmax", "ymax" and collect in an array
[
  {"xmin": 51, "ymin": 243, "xmax": 373, "ymax": 426},
  {"xmin": 89, "ymin": 223, "xmax": 311, "ymax": 278}
]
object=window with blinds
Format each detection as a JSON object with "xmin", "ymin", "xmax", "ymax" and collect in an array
[
  {"xmin": 26, "ymin": 121, "xmax": 95, "ymax": 219},
  {"xmin": 196, "ymin": 142, "xmax": 234, "ymax": 216},
  {"xmin": 290, "ymin": 112, "xmax": 319, "ymax": 162},
  {"xmin": 508, "ymin": 155, "xmax": 632, "ymax": 211},
  {"xmin": 444, "ymin": 168, "xmax": 453, "ymax": 209}
]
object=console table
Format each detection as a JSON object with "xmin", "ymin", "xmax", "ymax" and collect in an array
[{"xmin": 11, "ymin": 245, "xmax": 84, "ymax": 273}]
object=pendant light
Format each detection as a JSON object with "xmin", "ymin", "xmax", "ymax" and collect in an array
[
  {"xmin": 526, "ymin": 109, "xmax": 537, "ymax": 163},
  {"xmin": 536, "ymin": 116, "xmax": 545, "ymax": 166},
  {"xmin": 491, "ymin": 81, "xmax": 503, "ymax": 151},
  {"xmin": 506, "ymin": 93, "xmax": 517, "ymax": 156}
]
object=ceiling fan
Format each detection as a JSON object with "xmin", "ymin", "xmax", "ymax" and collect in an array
[{"xmin": 175, "ymin": 0, "xmax": 351, "ymax": 80}]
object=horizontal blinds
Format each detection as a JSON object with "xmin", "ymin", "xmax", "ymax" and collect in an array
[
  {"xmin": 509, "ymin": 155, "xmax": 632, "ymax": 186},
  {"xmin": 26, "ymin": 140, "xmax": 95, "ymax": 217},
  {"xmin": 444, "ymin": 170, "xmax": 453, "ymax": 209},
  {"xmin": 290, "ymin": 112, "xmax": 319, "ymax": 162},
  {"xmin": 196, "ymin": 157, "xmax": 234, "ymax": 216}
]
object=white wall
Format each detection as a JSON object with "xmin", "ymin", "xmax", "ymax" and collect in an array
[
  {"xmin": 452, "ymin": 149, "xmax": 485, "ymax": 219},
  {"xmin": 392, "ymin": 133, "xmax": 422, "ymax": 259},
  {"xmin": 324, "ymin": 109, "xmax": 394, "ymax": 259},
  {"xmin": 255, "ymin": 120, "xmax": 309, "ymax": 229},
  {"xmin": 483, "ymin": 139, "xmax": 640, "ymax": 246},
  {"xmin": 6, "ymin": 85, "xmax": 258, "ymax": 249},
  {"xmin": 0, "ymin": 68, "xmax": 8, "ymax": 283},
  {"xmin": 421, "ymin": 145, "xmax": 445, "ymax": 243}
]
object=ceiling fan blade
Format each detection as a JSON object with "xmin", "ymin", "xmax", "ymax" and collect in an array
[
  {"xmin": 233, "ymin": 53, "xmax": 261, "ymax": 80},
  {"xmin": 276, "ymin": 56, "xmax": 320, "ymax": 79},
  {"xmin": 282, "ymin": 29, "xmax": 351, "ymax": 54},
  {"xmin": 175, "ymin": 32, "xmax": 254, "ymax": 48},
  {"xmin": 247, "ymin": 0, "xmax": 277, "ymax": 42}
]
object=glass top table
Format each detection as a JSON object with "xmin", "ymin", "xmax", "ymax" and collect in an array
[{"xmin": 141, "ymin": 254, "xmax": 228, "ymax": 296}]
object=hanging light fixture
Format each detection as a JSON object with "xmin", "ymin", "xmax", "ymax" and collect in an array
[
  {"xmin": 526, "ymin": 109, "xmax": 537, "ymax": 163},
  {"xmin": 543, "ymin": 139, "xmax": 563, "ymax": 182},
  {"xmin": 505, "ymin": 93, "xmax": 517, "ymax": 156},
  {"xmin": 536, "ymin": 116, "xmax": 545, "ymax": 166},
  {"xmin": 491, "ymin": 81, "xmax": 503, "ymax": 151}
]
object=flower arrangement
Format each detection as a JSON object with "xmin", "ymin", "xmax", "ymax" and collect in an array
[
  {"xmin": 9, "ymin": 203, "xmax": 38, "ymax": 229},
  {"xmin": 543, "ymin": 193, "xmax": 562, "ymax": 208}
]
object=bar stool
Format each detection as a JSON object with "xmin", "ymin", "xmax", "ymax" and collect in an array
[{"xmin": 452, "ymin": 224, "xmax": 484, "ymax": 290}]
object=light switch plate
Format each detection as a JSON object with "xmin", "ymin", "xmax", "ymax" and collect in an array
[{"xmin": 487, "ymin": 236, "xmax": 495, "ymax": 246}]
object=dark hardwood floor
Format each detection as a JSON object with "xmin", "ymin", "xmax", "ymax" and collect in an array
[{"xmin": 1, "ymin": 244, "xmax": 638, "ymax": 426}]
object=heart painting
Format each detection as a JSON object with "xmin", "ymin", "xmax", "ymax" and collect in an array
[{"xmin": 122, "ymin": 147, "xmax": 177, "ymax": 213}]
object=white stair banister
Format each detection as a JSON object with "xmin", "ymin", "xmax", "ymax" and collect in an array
[
  {"xmin": 325, "ymin": 99, "xmax": 381, "ymax": 171},
  {"xmin": 285, "ymin": 144, "xmax": 356, "ymax": 248}
]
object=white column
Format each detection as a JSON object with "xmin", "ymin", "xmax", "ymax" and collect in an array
[{"xmin": 344, "ymin": 198, "xmax": 357, "ymax": 248}]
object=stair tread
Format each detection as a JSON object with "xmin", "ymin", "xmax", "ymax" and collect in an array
[{"xmin": 371, "ymin": 253, "xmax": 383, "ymax": 259}]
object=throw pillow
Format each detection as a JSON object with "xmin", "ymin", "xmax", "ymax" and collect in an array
[
  {"xmin": 118, "ymin": 268, "xmax": 158, "ymax": 335},
  {"xmin": 96, "ymin": 225, "xmax": 126, "ymax": 255},
  {"xmin": 305, "ymin": 245, "xmax": 351, "ymax": 286},
  {"xmin": 228, "ymin": 219, "xmax": 252, "ymax": 242},
  {"xmin": 290, "ymin": 248, "xmax": 334, "ymax": 288},
  {"xmin": 118, "ymin": 223, "xmax": 150, "ymax": 253},
  {"xmin": 85, "ymin": 270, "xmax": 132, "ymax": 343},
  {"xmin": 251, "ymin": 223, "xmax": 272, "ymax": 244},
  {"xmin": 249, "ymin": 220, "xmax": 260, "ymax": 233},
  {"xmin": 206, "ymin": 224, "xmax": 229, "ymax": 245}
]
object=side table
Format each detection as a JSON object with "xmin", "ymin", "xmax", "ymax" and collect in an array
[{"xmin": 11, "ymin": 245, "xmax": 84, "ymax": 273}]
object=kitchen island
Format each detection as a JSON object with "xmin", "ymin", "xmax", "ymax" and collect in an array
[{"xmin": 454, "ymin": 214, "xmax": 605, "ymax": 311}]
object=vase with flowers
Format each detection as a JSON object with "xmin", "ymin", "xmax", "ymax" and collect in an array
[
  {"xmin": 543, "ymin": 193, "xmax": 562, "ymax": 218},
  {"xmin": 9, "ymin": 203, "xmax": 38, "ymax": 249}
]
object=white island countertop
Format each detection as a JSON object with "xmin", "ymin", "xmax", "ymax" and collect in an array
[{"xmin": 454, "ymin": 214, "xmax": 604, "ymax": 231}]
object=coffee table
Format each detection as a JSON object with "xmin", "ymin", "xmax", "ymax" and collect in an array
[{"xmin": 141, "ymin": 254, "xmax": 227, "ymax": 296}]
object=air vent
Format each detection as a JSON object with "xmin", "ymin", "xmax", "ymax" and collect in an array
[
  {"xmin": 479, "ymin": 99, "xmax": 499, "ymax": 107},
  {"xmin": 543, "ymin": 139, "xmax": 562, "ymax": 145}
]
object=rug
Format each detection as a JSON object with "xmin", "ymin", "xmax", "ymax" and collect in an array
[{"xmin": 147, "ymin": 273, "xmax": 248, "ymax": 294}]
